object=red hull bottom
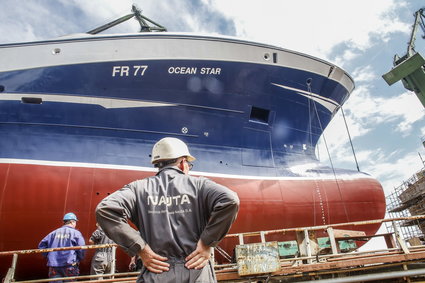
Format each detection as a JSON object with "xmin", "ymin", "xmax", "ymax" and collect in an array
[{"xmin": 0, "ymin": 162, "xmax": 385, "ymax": 279}]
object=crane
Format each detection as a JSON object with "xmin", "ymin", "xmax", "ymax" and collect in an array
[
  {"xmin": 87, "ymin": 4, "xmax": 167, "ymax": 34},
  {"xmin": 382, "ymin": 8, "xmax": 425, "ymax": 108}
]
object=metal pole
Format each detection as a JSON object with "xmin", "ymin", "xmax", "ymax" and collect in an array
[
  {"xmin": 0, "ymin": 243, "xmax": 117, "ymax": 256},
  {"xmin": 392, "ymin": 220, "xmax": 410, "ymax": 254},
  {"xmin": 238, "ymin": 234, "xmax": 244, "ymax": 245},
  {"xmin": 407, "ymin": 9, "xmax": 424, "ymax": 56},
  {"xmin": 11, "ymin": 253, "xmax": 18, "ymax": 272},
  {"xmin": 260, "ymin": 231, "xmax": 266, "ymax": 243},
  {"xmin": 296, "ymin": 267, "xmax": 425, "ymax": 283},
  {"xmin": 303, "ymin": 229, "xmax": 312, "ymax": 264},
  {"xmin": 419, "ymin": 152, "xmax": 425, "ymax": 166},
  {"xmin": 87, "ymin": 13, "xmax": 135, "ymax": 34},
  {"xmin": 4, "ymin": 253, "xmax": 18, "ymax": 283},
  {"xmin": 110, "ymin": 246, "xmax": 116, "ymax": 278}
]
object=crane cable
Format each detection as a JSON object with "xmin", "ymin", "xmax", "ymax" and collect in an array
[
  {"xmin": 341, "ymin": 107, "xmax": 360, "ymax": 172},
  {"xmin": 307, "ymin": 79, "xmax": 350, "ymax": 223}
]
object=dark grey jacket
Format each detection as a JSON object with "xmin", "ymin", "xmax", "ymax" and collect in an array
[
  {"xmin": 96, "ymin": 166, "xmax": 239, "ymax": 282},
  {"xmin": 90, "ymin": 227, "xmax": 114, "ymax": 261}
]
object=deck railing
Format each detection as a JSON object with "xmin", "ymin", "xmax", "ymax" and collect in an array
[{"xmin": 2, "ymin": 215, "xmax": 425, "ymax": 282}]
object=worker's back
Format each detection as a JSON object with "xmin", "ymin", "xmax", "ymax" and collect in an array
[
  {"xmin": 96, "ymin": 164, "xmax": 239, "ymax": 283},
  {"xmin": 130, "ymin": 166, "xmax": 237, "ymax": 259}
]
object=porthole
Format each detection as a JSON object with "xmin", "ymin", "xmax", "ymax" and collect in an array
[{"xmin": 52, "ymin": 48, "xmax": 61, "ymax": 55}]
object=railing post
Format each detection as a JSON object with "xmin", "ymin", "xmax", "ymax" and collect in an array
[
  {"xmin": 303, "ymin": 229, "xmax": 312, "ymax": 264},
  {"xmin": 238, "ymin": 234, "xmax": 244, "ymax": 245},
  {"xmin": 260, "ymin": 231, "xmax": 266, "ymax": 243},
  {"xmin": 4, "ymin": 253, "xmax": 18, "ymax": 283},
  {"xmin": 393, "ymin": 220, "xmax": 410, "ymax": 254},
  {"xmin": 110, "ymin": 245, "xmax": 116, "ymax": 278},
  {"xmin": 11, "ymin": 253, "xmax": 18, "ymax": 272},
  {"xmin": 327, "ymin": 227, "xmax": 339, "ymax": 255}
]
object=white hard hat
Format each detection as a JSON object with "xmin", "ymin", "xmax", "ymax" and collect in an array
[{"xmin": 151, "ymin": 137, "xmax": 195, "ymax": 164}]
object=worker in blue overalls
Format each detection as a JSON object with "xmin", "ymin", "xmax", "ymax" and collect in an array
[{"xmin": 38, "ymin": 212, "xmax": 86, "ymax": 281}]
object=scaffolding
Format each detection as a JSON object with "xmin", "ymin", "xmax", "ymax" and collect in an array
[{"xmin": 386, "ymin": 167, "xmax": 425, "ymax": 244}]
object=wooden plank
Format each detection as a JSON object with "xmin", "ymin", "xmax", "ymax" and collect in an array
[{"xmin": 332, "ymin": 229, "xmax": 366, "ymax": 238}]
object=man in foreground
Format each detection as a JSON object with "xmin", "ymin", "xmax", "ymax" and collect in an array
[{"xmin": 96, "ymin": 137, "xmax": 239, "ymax": 282}]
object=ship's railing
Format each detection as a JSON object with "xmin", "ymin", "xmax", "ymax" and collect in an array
[
  {"xmin": 0, "ymin": 244, "xmax": 138, "ymax": 283},
  {"xmin": 224, "ymin": 215, "xmax": 415, "ymax": 259},
  {"xmin": 2, "ymin": 216, "xmax": 425, "ymax": 282},
  {"xmin": 215, "ymin": 215, "xmax": 425, "ymax": 281}
]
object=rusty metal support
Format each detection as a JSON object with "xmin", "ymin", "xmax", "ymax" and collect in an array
[
  {"xmin": 0, "ymin": 243, "xmax": 117, "ymax": 256},
  {"xmin": 17, "ymin": 272, "xmax": 138, "ymax": 283}
]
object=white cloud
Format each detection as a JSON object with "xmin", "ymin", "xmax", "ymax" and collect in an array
[
  {"xmin": 333, "ymin": 49, "xmax": 362, "ymax": 68},
  {"xmin": 345, "ymin": 87, "xmax": 424, "ymax": 135},
  {"xmin": 317, "ymin": 109, "xmax": 370, "ymax": 154},
  {"xmin": 370, "ymin": 149, "xmax": 424, "ymax": 195},
  {"xmin": 352, "ymin": 65, "xmax": 376, "ymax": 83},
  {"xmin": 317, "ymin": 87, "xmax": 424, "ymax": 177},
  {"xmin": 211, "ymin": 0, "xmax": 409, "ymax": 59},
  {"xmin": 318, "ymin": 134, "xmax": 424, "ymax": 196}
]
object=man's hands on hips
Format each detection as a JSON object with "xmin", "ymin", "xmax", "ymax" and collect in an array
[
  {"xmin": 139, "ymin": 244, "xmax": 170, "ymax": 273},
  {"xmin": 139, "ymin": 240, "xmax": 212, "ymax": 272},
  {"xmin": 185, "ymin": 239, "xmax": 212, "ymax": 269}
]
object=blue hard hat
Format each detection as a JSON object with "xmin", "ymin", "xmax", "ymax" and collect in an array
[{"xmin": 63, "ymin": 212, "xmax": 78, "ymax": 221}]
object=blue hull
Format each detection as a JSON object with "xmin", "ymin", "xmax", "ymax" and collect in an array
[{"xmin": 0, "ymin": 45, "xmax": 351, "ymax": 176}]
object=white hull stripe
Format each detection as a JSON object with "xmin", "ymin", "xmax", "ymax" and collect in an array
[
  {"xmin": 0, "ymin": 158, "xmax": 374, "ymax": 181},
  {"xmin": 0, "ymin": 93, "xmax": 175, "ymax": 109},
  {"xmin": 272, "ymin": 83, "xmax": 340, "ymax": 112},
  {"xmin": 1, "ymin": 93, "xmax": 243, "ymax": 113}
]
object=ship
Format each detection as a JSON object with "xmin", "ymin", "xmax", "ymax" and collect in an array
[{"xmin": 0, "ymin": 6, "xmax": 385, "ymax": 279}]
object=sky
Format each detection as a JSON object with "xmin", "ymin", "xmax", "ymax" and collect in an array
[{"xmin": 1, "ymin": 0, "xmax": 424, "ymax": 242}]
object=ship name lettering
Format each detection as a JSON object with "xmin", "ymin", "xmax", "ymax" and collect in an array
[
  {"xmin": 200, "ymin": 67, "xmax": 221, "ymax": 75},
  {"xmin": 167, "ymin": 66, "xmax": 221, "ymax": 75},
  {"xmin": 112, "ymin": 65, "xmax": 148, "ymax": 77},
  {"xmin": 168, "ymin": 66, "xmax": 197, "ymax": 75}
]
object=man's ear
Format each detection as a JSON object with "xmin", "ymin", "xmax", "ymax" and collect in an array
[{"xmin": 178, "ymin": 160, "xmax": 185, "ymax": 171}]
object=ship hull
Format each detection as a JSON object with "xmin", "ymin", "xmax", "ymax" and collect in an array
[
  {"xmin": 0, "ymin": 161, "xmax": 385, "ymax": 278},
  {"xmin": 0, "ymin": 33, "xmax": 385, "ymax": 279}
]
